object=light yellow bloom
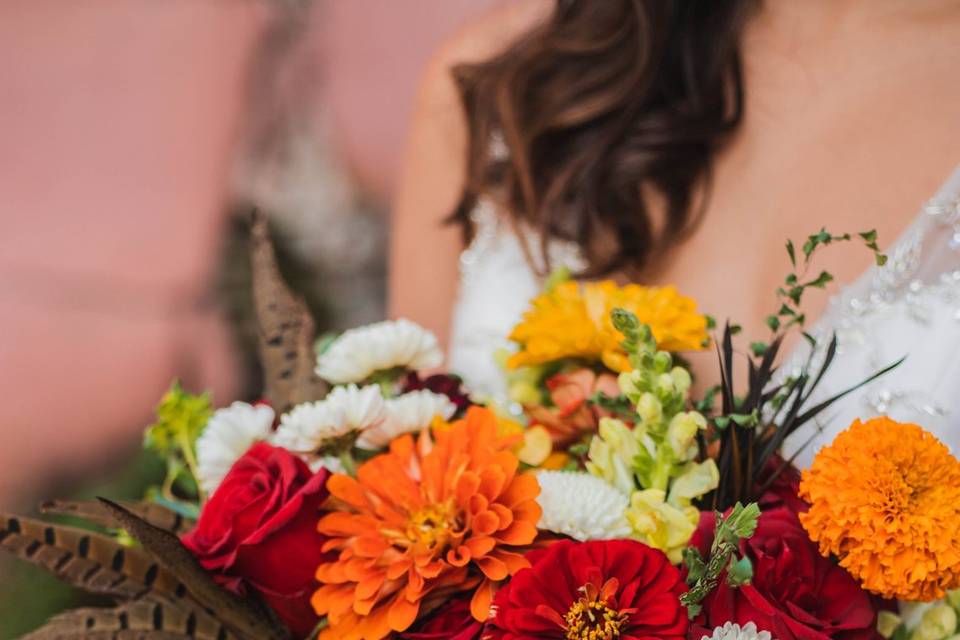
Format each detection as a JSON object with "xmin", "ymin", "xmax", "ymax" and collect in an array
[
  {"xmin": 625, "ymin": 489, "xmax": 699, "ymax": 564},
  {"xmin": 635, "ymin": 392, "xmax": 663, "ymax": 429},
  {"xmin": 667, "ymin": 412, "xmax": 707, "ymax": 460},
  {"xmin": 586, "ymin": 418, "xmax": 640, "ymax": 495},
  {"xmin": 668, "ymin": 460, "xmax": 720, "ymax": 507},
  {"xmin": 518, "ymin": 425, "xmax": 553, "ymax": 466},
  {"xmin": 508, "ymin": 281, "xmax": 708, "ymax": 370},
  {"xmin": 877, "ymin": 611, "xmax": 902, "ymax": 639},
  {"xmin": 913, "ymin": 605, "xmax": 958, "ymax": 640}
]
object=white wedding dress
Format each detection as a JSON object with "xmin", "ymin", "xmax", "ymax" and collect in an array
[{"xmin": 448, "ymin": 166, "xmax": 960, "ymax": 468}]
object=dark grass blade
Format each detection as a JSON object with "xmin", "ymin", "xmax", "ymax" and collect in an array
[
  {"xmin": 748, "ymin": 333, "xmax": 785, "ymax": 410},
  {"xmin": 797, "ymin": 334, "xmax": 839, "ymax": 408},
  {"xmin": 793, "ymin": 356, "xmax": 906, "ymax": 428}
]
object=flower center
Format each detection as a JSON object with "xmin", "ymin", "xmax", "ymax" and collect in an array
[
  {"xmin": 405, "ymin": 503, "xmax": 456, "ymax": 548},
  {"xmin": 562, "ymin": 580, "xmax": 628, "ymax": 640}
]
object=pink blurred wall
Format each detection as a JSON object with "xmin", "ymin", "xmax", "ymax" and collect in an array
[
  {"xmin": 0, "ymin": 0, "xmax": 266, "ymax": 502},
  {"xmin": 317, "ymin": 0, "xmax": 503, "ymax": 201},
  {"xmin": 0, "ymin": 0, "xmax": 505, "ymax": 504}
]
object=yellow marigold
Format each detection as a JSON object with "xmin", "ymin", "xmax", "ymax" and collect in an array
[
  {"xmin": 799, "ymin": 417, "xmax": 960, "ymax": 601},
  {"xmin": 507, "ymin": 280, "xmax": 708, "ymax": 371}
]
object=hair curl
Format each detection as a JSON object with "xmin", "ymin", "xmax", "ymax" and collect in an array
[{"xmin": 451, "ymin": 0, "xmax": 756, "ymax": 275}]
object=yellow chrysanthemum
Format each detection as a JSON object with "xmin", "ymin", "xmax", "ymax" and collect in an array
[
  {"xmin": 799, "ymin": 417, "xmax": 960, "ymax": 601},
  {"xmin": 507, "ymin": 280, "xmax": 708, "ymax": 371}
]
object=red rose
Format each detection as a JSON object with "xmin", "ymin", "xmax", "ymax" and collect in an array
[
  {"xmin": 756, "ymin": 455, "xmax": 808, "ymax": 515},
  {"xmin": 400, "ymin": 597, "xmax": 483, "ymax": 640},
  {"xmin": 487, "ymin": 539, "xmax": 688, "ymax": 639},
  {"xmin": 691, "ymin": 507, "xmax": 878, "ymax": 639},
  {"xmin": 182, "ymin": 442, "xmax": 330, "ymax": 639}
]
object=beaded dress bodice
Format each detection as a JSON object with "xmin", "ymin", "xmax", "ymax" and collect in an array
[{"xmin": 448, "ymin": 167, "xmax": 960, "ymax": 466}]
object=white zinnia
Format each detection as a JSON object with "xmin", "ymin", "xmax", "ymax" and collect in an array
[
  {"xmin": 357, "ymin": 390, "xmax": 456, "ymax": 450},
  {"xmin": 701, "ymin": 622, "xmax": 772, "ymax": 640},
  {"xmin": 315, "ymin": 318, "xmax": 443, "ymax": 384},
  {"xmin": 535, "ymin": 471, "xmax": 631, "ymax": 541},
  {"xmin": 272, "ymin": 384, "xmax": 385, "ymax": 456},
  {"xmin": 196, "ymin": 402, "xmax": 275, "ymax": 495}
]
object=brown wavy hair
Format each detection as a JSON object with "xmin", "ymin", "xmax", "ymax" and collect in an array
[{"xmin": 451, "ymin": 0, "xmax": 757, "ymax": 276}]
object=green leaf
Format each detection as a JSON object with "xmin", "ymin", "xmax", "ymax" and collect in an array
[
  {"xmin": 806, "ymin": 271, "xmax": 834, "ymax": 289},
  {"xmin": 749, "ymin": 342, "xmax": 768, "ymax": 357},
  {"xmin": 726, "ymin": 556, "xmax": 753, "ymax": 586},
  {"xmin": 785, "ymin": 240, "xmax": 796, "ymax": 267},
  {"xmin": 765, "ymin": 315, "xmax": 780, "ymax": 332},
  {"xmin": 544, "ymin": 266, "xmax": 572, "ymax": 293},
  {"xmin": 729, "ymin": 324, "xmax": 742, "ymax": 336},
  {"xmin": 725, "ymin": 502, "xmax": 761, "ymax": 539},
  {"xmin": 705, "ymin": 314, "xmax": 717, "ymax": 330},
  {"xmin": 694, "ymin": 386, "xmax": 720, "ymax": 414},
  {"xmin": 859, "ymin": 229, "xmax": 878, "ymax": 244},
  {"xmin": 143, "ymin": 381, "xmax": 211, "ymax": 456},
  {"xmin": 729, "ymin": 411, "xmax": 758, "ymax": 427},
  {"xmin": 713, "ymin": 416, "xmax": 731, "ymax": 430},
  {"xmin": 683, "ymin": 547, "xmax": 706, "ymax": 584}
]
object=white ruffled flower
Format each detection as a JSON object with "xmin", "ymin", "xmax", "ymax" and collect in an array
[
  {"xmin": 701, "ymin": 622, "xmax": 772, "ymax": 640},
  {"xmin": 196, "ymin": 402, "xmax": 275, "ymax": 495},
  {"xmin": 315, "ymin": 319, "xmax": 443, "ymax": 384},
  {"xmin": 357, "ymin": 390, "xmax": 456, "ymax": 450},
  {"xmin": 535, "ymin": 471, "xmax": 631, "ymax": 541},
  {"xmin": 272, "ymin": 384, "xmax": 385, "ymax": 456}
]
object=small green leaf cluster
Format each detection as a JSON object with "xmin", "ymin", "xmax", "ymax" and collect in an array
[
  {"xmin": 143, "ymin": 381, "xmax": 212, "ymax": 504},
  {"xmin": 681, "ymin": 502, "xmax": 761, "ymax": 618}
]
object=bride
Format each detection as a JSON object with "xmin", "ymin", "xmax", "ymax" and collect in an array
[{"xmin": 389, "ymin": 0, "xmax": 960, "ymax": 467}]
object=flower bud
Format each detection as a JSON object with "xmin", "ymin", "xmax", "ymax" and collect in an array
[
  {"xmin": 914, "ymin": 605, "xmax": 958, "ymax": 640},
  {"xmin": 670, "ymin": 366, "xmax": 692, "ymax": 397},
  {"xmin": 636, "ymin": 393, "xmax": 663, "ymax": 428}
]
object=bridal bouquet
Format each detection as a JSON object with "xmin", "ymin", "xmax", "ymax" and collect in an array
[{"xmin": 4, "ymin": 220, "xmax": 960, "ymax": 640}]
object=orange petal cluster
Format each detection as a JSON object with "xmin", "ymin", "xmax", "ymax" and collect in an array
[
  {"xmin": 312, "ymin": 407, "xmax": 541, "ymax": 640},
  {"xmin": 799, "ymin": 417, "xmax": 960, "ymax": 601}
]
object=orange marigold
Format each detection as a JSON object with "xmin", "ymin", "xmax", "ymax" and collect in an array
[
  {"xmin": 312, "ymin": 407, "xmax": 541, "ymax": 640},
  {"xmin": 799, "ymin": 417, "xmax": 960, "ymax": 601}
]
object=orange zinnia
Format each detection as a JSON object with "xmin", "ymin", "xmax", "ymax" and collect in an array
[{"xmin": 312, "ymin": 407, "xmax": 541, "ymax": 640}]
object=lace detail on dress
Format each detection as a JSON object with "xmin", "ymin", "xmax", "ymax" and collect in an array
[{"xmin": 781, "ymin": 166, "xmax": 960, "ymax": 466}]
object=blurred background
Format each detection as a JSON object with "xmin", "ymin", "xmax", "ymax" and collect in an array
[{"xmin": 0, "ymin": 0, "xmax": 502, "ymax": 635}]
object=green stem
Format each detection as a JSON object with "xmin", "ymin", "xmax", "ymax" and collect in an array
[
  {"xmin": 338, "ymin": 450, "xmax": 358, "ymax": 477},
  {"xmin": 177, "ymin": 430, "xmax": 205, "ymax": 502}
]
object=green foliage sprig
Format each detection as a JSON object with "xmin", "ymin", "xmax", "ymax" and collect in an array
[
  {"xmin": 143, "ymin": 381, "xmax": 212, "ymax": 509},
  {"xmin": 680, "ymin": 502, "xmax": 761, "ymax": 618},
  {"xmin": 702, "ymin": 228, "xmax": 901, "ymax": 511}
]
